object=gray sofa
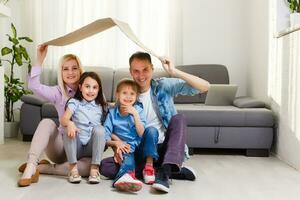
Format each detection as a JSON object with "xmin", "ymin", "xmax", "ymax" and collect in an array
[{"xmin": 20, "ymin": 65, "xmax": 274, "ymax": 156}]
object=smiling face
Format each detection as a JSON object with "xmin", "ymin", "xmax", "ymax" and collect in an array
[
  {"xmin": 79, "ymin": 76, "xmax": 100, "ymax": 102},
  {"xmin": 116, "ymin": 85, "xmax": 137, "ymax": 106},
  {"xmin": 61, "ymin": 59, "xmax": 81, "ymax": 89},
  {"xmin": 130, "ymin": 58, "xmax": 153, "ymax": 93}
]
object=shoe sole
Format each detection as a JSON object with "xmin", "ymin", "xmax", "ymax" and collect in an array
[
  {"xmin": 114, "ymin": 182, "xmax": 142, "ymax": 192},
  {"xmin": 152, "ymin": 183, "xmax": 169, "ymax": 193},
  {"xmin": 88, "ymin": 178, "xmax": 100, "ymax": 184},
  {"xmin": 89, "ymin": 180, "xmax": 100, "ymax": 184},
  {"xmin": 69, "ymin": 180, "xmax": 81, "ymax": 184}
]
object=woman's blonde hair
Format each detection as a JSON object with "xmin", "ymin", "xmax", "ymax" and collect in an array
[{"xmin": 57, "ymin": 54, "xmax": 84, "ymax": 100}]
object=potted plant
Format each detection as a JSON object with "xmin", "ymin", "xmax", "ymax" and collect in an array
[
  {"xmin": 0, "ymin": 23, "xmax": 32, "ymax": 137},
  {"xmin": 287, "ymin": 0, "xmax": 300, "ymax": 27}
]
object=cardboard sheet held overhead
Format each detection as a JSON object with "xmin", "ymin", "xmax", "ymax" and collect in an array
[{"xmin": 43, "ymin": 17, "xmax": 159, "ymax": 58}]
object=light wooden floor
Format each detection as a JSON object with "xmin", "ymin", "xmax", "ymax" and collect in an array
[{"xmin": 1, "ymin": 138, "xmax": 300, "ymax": 200}]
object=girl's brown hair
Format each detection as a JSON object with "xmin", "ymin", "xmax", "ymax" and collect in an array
[{"xmin": 73, "ymin": 72, "xmax": 108, "ymax": 119}]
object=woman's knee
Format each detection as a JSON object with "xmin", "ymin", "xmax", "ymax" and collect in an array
[
  {"xmin": 36, "ymin": 119, "xmax": 57, "ymax": 135},
  {"xmin": 40, "ymin": 118, "xmax": 57, "ymax": 128}
]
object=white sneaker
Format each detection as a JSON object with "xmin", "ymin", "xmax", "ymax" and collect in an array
[
  {"xmin": 114, "ymin": 173, "xmax": 143, "ymax": 192},
  {"xmin": 88, "ymin": 171, "xmax": 101, "ymax": 184},
  {"xmin": 68, "ymin": 171, "xmax": 81, "ymax": 184}
]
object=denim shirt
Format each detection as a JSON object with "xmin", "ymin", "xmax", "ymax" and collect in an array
[
  {"xmin": 67, "ymin": 98, "xmax": 103, "ymax": 145},
  {"xmin": 150, "ymin": 77, "xmax": 200, "ymax": 128},
  {"xmin": 104, "ymin": 102, "xmax": 146, "ymax": 152}
]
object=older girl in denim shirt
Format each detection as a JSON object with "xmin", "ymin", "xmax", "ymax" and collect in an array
[{"xmin": 61, "ymin": 72, "xmax": 107, "ymax": 184}]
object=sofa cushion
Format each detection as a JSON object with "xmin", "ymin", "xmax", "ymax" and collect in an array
[
  {"xmin": 21, "ymin": 94, "xmax": 48, "ymax": 106},
  {"xmin": 233, "ymin": 96, "xmax": 265, "ymax": 108},
  {"xmin": 174, "ymin": 65, "xmax": 229, "ymax": 104},
  {"xmin": 176, "ymin": 104, "xmax": 274, "ymax": 127}
]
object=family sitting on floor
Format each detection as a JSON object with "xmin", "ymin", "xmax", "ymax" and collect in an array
[{"xmin": 17, "ymin": 45, "xmax": 210, "ymax": 193}]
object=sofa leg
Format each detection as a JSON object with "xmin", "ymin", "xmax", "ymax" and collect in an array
[
  {"xmin": 22, "ymin": 135, "xmax": 33, "ymax": 142},
  {"xmin": 189, "ymin": 147, "xmax": 194, "ymax": 155},
  {"xmin": 246, "ymin": 149, "xmax": 269, "ymax": 157}
]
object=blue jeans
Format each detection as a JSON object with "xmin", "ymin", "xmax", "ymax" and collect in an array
[
  {"xmin": 113, "ymin": 153, "xmax": 135, "ymax": 184},
  {"xmin": 100, "ymin": 114, "xmax": 186, "ymax": 179},
  {"xmin": 101, "ymin": 126, "xmax": 159, "ymax": 179},
  {"xmin": 136, "ymin": 126, "xmax": 159, "ymax": 161}
]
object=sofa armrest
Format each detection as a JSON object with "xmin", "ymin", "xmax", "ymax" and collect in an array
[
  {"xmin": 233, "ymin": 96, "xmax": 265, "ymax": 108},
  {"xmin": 21, "ymin": 94, "xmax": 48, "ymax": 106},
  {"xmin": 41, "ymin": 103, "xmax": 58, "ymax": 118},
  {"xmin": 41, "ymin": 103, "xmax": 59, "ymax": 126}
]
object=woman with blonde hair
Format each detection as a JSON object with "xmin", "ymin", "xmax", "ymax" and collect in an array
[{"xmin": 18, "ymin": 45, "xmax": 90, "ymax": 187}]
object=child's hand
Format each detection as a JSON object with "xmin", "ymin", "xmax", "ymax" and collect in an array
[
  {"xmin": 115, "ymin": 141, "xmax": 131, "ymax": 154},
  {"xmin": 120, "ymin": 105, "xmax": 138, "ymax": 116},
  {"xmin": 114, "ymin": 150, "xmax": 123, "ymax": 164},
  {"xmin": 67, "ymin": 121, "xmax": 79, "ymax": 139}
]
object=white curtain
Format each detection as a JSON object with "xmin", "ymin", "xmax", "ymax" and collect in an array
[
  {"xmin": 269, "ymin": 0, "xmax": 300, "ymax": 140},
  {"xmin": 21, "ymin": 0, "xmax": 182, "ymax": 77}
]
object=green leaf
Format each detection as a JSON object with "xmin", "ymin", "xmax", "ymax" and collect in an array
[
  {"xmin": 6, "ymin": 34, "xmax": 13, "ymax": 42},
  {"xmin": 1, "ymin": 47, "xmax": 12, "ymax": 56},
  {"xmin": 15, "ymin": 53, "xmax": 23, "ymax": 66},
  {"xmin": 18, "ymin": 37, "xmax": 33, "ymax": 42},
  {"xmin": 13, "ymin": 46, "xmax": 22, "ymax": 55},
  {"xmin": 20, "ymin": 45, "xmax": 29, "ymax": 61},
  {"xmin": 4, "ymin": 74, "xmax": 9, "ymax": 82},
  {"xmin": 12, "ymin": 38, "xmax": 19, "ymax": 45},
  {"xmin": 11, "ymin": 23, "xmax": 17, "ymax": 38}
]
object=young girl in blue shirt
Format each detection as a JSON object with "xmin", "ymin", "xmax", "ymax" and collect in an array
[{"xmin": 61, "ymin": 72, "xmax": 107, "ymax": 184}]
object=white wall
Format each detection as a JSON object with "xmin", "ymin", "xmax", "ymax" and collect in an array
[
  {"xmin": 0, "ymin": 0, "xmax": 30, "ymax": 122},
  {"xmin": 271, "ymin": 31, "xmax": 300, "ymax": 169},
  {"xmin": 246, "ymin": 0, "xmax": 270, "ymax": 102},
  {"xmin": 247, "ymin": 0, "xmax": 300, "ymax": 170},
  {"xmin": 182, "ymin": 0, "xmax": 249, "ymax": 96}
]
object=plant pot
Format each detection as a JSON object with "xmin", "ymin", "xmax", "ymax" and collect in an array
[
  {"xmin": 4, "ymin": 121, "xmax": 19, "ymax": 138},
  {"xmin": 290, "ymin": 13, "xmax": 300, "ymax": 28}
]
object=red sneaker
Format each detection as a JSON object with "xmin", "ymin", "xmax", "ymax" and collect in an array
[{"xmin": 143, "ymin": 164, "xmax": 155, "ymax": 184}]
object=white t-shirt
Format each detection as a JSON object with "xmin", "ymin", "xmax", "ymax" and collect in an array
[{"xmin": 138, "ymin": 88, "xmax": 166, "ymax": 143}]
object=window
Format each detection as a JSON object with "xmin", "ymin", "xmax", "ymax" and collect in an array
[{"xmin": 269, "ymin": 0, "xmax": 300, "ymax": 139}]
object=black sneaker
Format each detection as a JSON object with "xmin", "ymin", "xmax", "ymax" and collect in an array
[
  {"xmin": 170, "ymin": 166, "xmax": 196, "ymax": 181},
  {"xmin": 152, "ymin": 168, "xmax": 170, "ymax": 193}
]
